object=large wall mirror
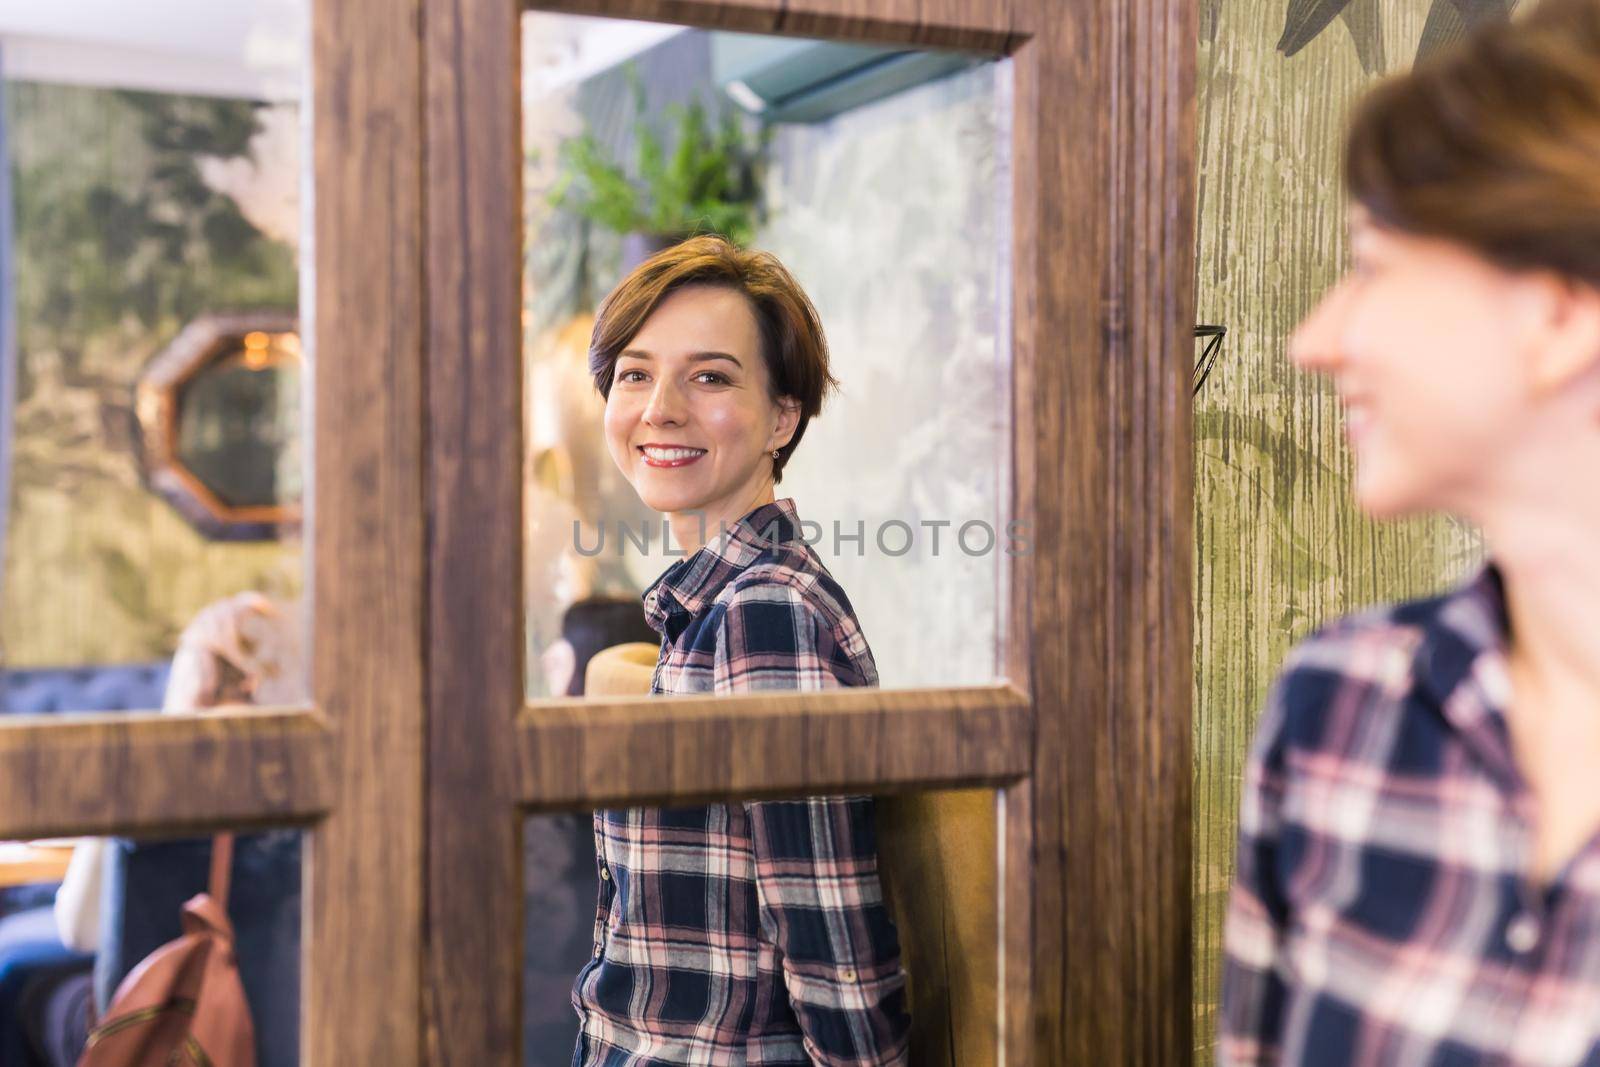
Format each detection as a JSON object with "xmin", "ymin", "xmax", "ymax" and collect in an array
[
  {"xmin": 520, "ymin": 12, "xmax": 1015, "ymax": 700},
  {"xmin": 0, "ymin": 0, "xmax": 1197, "ymax": 1059},
  {"xmin": 0, "ymin": 0, "xmax": 309, "ymax": 717},
  {"xmin": 0, "ymin": 1, "xmax": 326, "ymax": 1063},
  {"xmin": 511, "ymin": 12, "xmax": 1019, "ymax": 1065}
]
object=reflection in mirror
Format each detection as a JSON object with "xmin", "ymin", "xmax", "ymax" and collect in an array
[
  {"xmin": 523, "ymin": 788, "xmax": 1000, "ymax": 1066},
  {"xmin": 0, "ymin": 825, "xmax": 302, "ymax": 1065},
  {"xmin": 523, "ymin": 14, "xmax": 1014, "ymax": 700},
  {"xmin": 0, "ymin": 0, "xmax": 309, "ymax": 714}
]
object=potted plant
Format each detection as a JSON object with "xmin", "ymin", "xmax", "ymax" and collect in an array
[{"xmin": 548, "ymin": 67, "xmax": 768, "ymax": 267}]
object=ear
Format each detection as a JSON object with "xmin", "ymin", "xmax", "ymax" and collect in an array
[
  {"xmin": 1525, "ymin": 275, "xmax": 1600, "ymax": 398},
  {"xmin": 771, "ymin": 396, "xmax": 802, "ymax": 451}
]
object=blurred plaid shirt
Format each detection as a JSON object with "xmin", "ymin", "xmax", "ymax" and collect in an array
[
  {"xmin": 572, "ymin": 498, "xmax": 911, "ymax": 1067},
  {"xmin": 1219, "ymin": 565, "xmax": 1600, "ymax": 1067}
]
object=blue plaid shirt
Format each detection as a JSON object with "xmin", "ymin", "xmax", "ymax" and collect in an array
[
  {"xmin": 572, "ymin": 498, "xmax": 911, "ymax": 1067},
  {"xmin": 1220, "ymin": 565, "xmax": 1600, "ymax": 1066}
]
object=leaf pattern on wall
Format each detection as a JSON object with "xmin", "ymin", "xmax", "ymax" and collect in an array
[
  {"xmin": 1416, "ymin": 0, "xmax": 1513, "ymax": 61},
  {"xmin": 1195, "ymin": 2, "xmax": 1502, "ymax": 1059},
  {"xmin": 1341, "ymin": 0, "xmax": 1388, "ymax": 74},
  {"xmin": 1277, "ymin": 0, "xmax": 1357, "ymax": 57},
  {"xmin": 2, "ymin": 83, "xmax": 302, "ymax": 666},
  {"xmin": 1277, "ymin": 0, "xmax": 1513, "ymax": 68}
]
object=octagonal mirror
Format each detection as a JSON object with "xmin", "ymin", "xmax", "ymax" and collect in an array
[{"xmin": 135, "ymin": 312, "xmax": 303, "ymax": 541}]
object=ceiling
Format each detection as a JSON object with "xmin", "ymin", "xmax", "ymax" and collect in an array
[
  {"xmin": 0, "ymin": 5, "xmax": 682, "ymax": 103},
  {"xmin": 522, "ymin": 12, "xmax": 684, "ymax": 98},
  {"xmin": 0, "ymin": 0, "xmax": 305, "ymax": 100}
]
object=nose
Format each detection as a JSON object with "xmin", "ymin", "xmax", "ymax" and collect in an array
[
  {"xmin": 641, "ymin": 376, "xmax": 687, "ymax": 427},
  {"xmin": 1288, "ymin": 280, "xmax": 1352, "ymax": 375}
]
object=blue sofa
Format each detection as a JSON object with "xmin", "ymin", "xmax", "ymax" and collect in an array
[{"xmin": 0, "ymin": 663, "xmax": 171, "ymax": 717}]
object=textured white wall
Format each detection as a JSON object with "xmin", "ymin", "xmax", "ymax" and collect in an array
[
  {"xmin": 522, "ymin": 34, "xmax": 1011, "ymax": 694},
  {"xmin": 755, "ymin": 61, "xmax": 1010, "ymax": 689}
]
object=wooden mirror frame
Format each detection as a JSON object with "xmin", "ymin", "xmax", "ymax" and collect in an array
[
  {"xmin": 0, "ymin": 1, "xmax": 425, "ymax": 1062},
  {"xmin": 0, "ymin": 0, "xmax": 1193, "ymax": 1060},
  {"xmin": 425, "ymin": 0, "xmax": 1196, "ymax": 1064}
]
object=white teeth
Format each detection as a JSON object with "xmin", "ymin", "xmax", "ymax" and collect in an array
[{"xmin": 642, "ymin": 447, "xmax": 705, "ymax": 461}]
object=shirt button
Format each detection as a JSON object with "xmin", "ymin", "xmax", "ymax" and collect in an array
[
  {"xmin": 1506, "ymin": 912, "xmax": 1540, "ymax": 953},
  {"xmin": 600, "ymin": 867, "xmax": 611, "ymax": 881},
  {"xmin": 840, "ymin": 969, "xmax": 857, "ymax": 983}
]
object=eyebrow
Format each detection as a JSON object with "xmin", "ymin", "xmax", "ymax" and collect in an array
[{"xmin": 618, "ymin": 349, "xmax": 744, "ymax": 369}]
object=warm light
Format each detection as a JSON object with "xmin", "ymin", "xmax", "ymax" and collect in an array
[
  {"xmin": 239, "ymin": 330, "xmax": 301, "ymax": 370},
  {"xmin": 242, "ymin": 333, "xmax": 272, "ymax": 370}
]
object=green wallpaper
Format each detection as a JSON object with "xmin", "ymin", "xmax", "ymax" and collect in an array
[
  {"xmin": 1, "ymin": 83, "xmax": 300, "ymax": 667},
  {"xmin": 1189, "ymin": 0, "xmax": 1510, "ymax": 1058}
]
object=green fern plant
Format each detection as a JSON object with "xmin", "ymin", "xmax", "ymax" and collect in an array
[{"xmin": 549, "ymin": 67, "xmax": 767, "ymax": 246}]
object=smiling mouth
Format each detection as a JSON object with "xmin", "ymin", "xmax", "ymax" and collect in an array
[{"xmin": 638, "ymin": 445, "xmax": 707, "ymax": 468}]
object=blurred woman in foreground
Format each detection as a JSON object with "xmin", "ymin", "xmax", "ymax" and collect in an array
[{"xmin": 1219, "ymin": 1, "xmax": 1600, "ymax": 1064}]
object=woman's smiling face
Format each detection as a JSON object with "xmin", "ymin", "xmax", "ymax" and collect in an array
[
  {"xmin": 1288, "ymin": 209, "xmax": 1583, "ymax": 521},
  {"xmin": 604, "ymin": 284, "xmax": 799, "ymax": 523}
]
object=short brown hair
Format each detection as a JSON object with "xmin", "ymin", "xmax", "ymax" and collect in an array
[
  {"xmin": 1344, "ymin": 0, "xmax": 1600, "ymax": 287},
  {"xmin": 588, "ymin": 235, "xmax": 838, "ymax": 484}
]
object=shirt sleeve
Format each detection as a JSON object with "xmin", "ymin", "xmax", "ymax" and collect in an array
[
  {"xmin": 1216, "ymin": 672, "xmax": 1296, "ymax": 1067},
  {"xmin": 54, "ymin": 838, "xmax": 109, "ymax": 951},
  {"xmin": 712, "ymin": 580, "xmax": 911, "ymax": 1067}
]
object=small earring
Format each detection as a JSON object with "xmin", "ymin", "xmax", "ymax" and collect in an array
[{"xmin": 771, "ymin": 449, "xmax": 780, "ymax": 458}]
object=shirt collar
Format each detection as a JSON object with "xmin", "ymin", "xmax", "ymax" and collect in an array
[
  {"xmin": 1414, "ymin": 561, "xmax": 1520, "ymax": 790},
  {"xmin": 641, "ymin": 497, "xmax": 805, "ymax": 633}
]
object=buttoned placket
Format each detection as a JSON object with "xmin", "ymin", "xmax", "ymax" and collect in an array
[
  {"xmin": 1440, "ymin": 631, "xmax": 1555, "ymax": 963},
  {"xmin": 1507, "ymin": 813, "xmax": 1547, "ymax": 961},
  {"xmin": 1429, "ymin": 626, "xmax": 1560, "ymax": 1048},
  {"xmin": 593, "ymin": 820, "xmax": 615, "ymax": 959},
  {"xmin": 1493, "ymin": 737, "xmax": 1544, "ymax": 965},
  {"xmin": 1492, "ymin": 751, "xmax": 1600, "ymax": 1067}
]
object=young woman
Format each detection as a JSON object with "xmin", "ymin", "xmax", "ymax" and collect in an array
[
  {"xmin": 1218, "ymin": 1, "xmax": 1600, "ymax": 1064},
  {"xmin": 570, "ymin": 236, "xmax": 910, "ymax": 1066}
]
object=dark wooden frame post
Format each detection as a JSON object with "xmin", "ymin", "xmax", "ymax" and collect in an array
[{"xmin": 423, "ymin": 0, "xmax": 1196, "ymax": 1064}]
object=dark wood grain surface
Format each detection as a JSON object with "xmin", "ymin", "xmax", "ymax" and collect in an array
[
  {"xmin": 526, "ymin": 0, "xmax": 1016, "ymax": 51},
  {"xmin": 304, "ymin": 0, "xmax": 430, "ymax": 1062},
  {"xmin": 423, "ymin": 0, "xmax": 527, "ymax": 1063},
  {"xmin": 517, "ymin": 686, "xmax": 1031, "ymax": 807},
  {"xmin": 1012, "ymin": 0, "xmax": 1197, "ymax": 1061},
  {"xmin": 0, "ymin": 709, "xmax": 331, "ymax": 839},
  {"xmin": 1000, "ymin": 779, "xmax": 1035, "ymax": 1063}
]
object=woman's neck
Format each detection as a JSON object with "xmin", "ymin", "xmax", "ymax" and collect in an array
[
  {"xmin": 1486, "ymin": 504, "xmax": 1600, "ymax": 696},
  {"xmin": 1483, "ymin": 500, "xmax": 1600, "ymax": 881},
  {"xmin": 667, "ymin": 482, "xmax": 777, "ymax": 556}
]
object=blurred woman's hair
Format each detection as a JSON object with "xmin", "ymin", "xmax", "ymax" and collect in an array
[{"xmin": 1345, "ymin": 0, "xmax": 1600, "ymax": 287}]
